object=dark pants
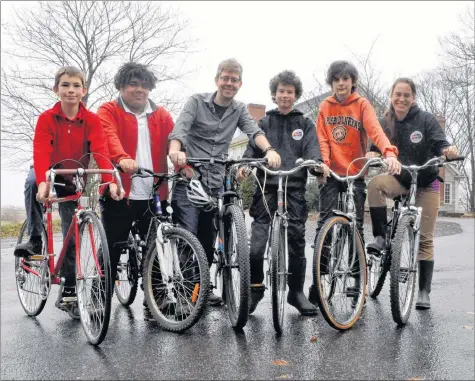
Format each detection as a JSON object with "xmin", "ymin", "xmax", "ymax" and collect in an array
[
  {"xmin": 171, "ymin": 183, "xmax": 219, "ymax": 267},
  {"xmin": 249, "ymin": 188, "xmax": 308, "ymax": 286},
  {"xmin": 24, "ymin": 167, "xmax": 77, "ymax": 287},
  {"xmin": 316, "ymin": 177, "xmax": 366, "ymax": 244},
  {"xmin": 99, "ymin": 197, "xmax": 155, "ymax": 291}
]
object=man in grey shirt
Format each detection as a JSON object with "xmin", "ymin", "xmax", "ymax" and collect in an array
[{"xmin": 168, "ymin": 58, "xmax": 280, "ymax": 306}]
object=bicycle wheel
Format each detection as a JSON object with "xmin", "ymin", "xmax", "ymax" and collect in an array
[
  {"xmin": 115, "ymin": 232, "xmax": 139, "ymax": 307},
  {"xmin": 143, "ymin": 224, "xmax": 209, "ymax": 332},
  {"xmin": 270, "ymin": 216, "xmax": 287, "ymax": 334},
  {"xmin": 76, "ymin": 211, "xmax": 112, "ymax": 346},
  {"xmin": 15, "ymin": 220, "xmax": 49, "ymax": 317},
  {"xmin": 367, "ymin": 222, "xmax": 392, "ymax": 298},
  {"xmin": 222, "ymin": 204, "xmax": 251, "ymax": 329},
  {"xmin": 390, "ymin": 214, "xmax": 417, "ymax": 326},
  {"xmin": 313, "ymin": 216, "xmax": 366, "ymax": 330}
]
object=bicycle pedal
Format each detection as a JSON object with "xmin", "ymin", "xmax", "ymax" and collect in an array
[
  {"xmin": 27, "ymin": 255, "xmax": 44, "ymax": 261},
  {"xmin": 62, "ymin": 296, "xmax": 77, "ymax": 303}
]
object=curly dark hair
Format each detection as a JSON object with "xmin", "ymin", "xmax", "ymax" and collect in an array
[
  {"xmin": 269, "ymin": 70, "xmax": 303, "ymax": 103},
  {"xmin": 325, "ymin": 60, "xmax": 359, "ymax": 91},
  {"xmin": 114, "ymin": 62, "xmax": 157, "ymax": 90}
]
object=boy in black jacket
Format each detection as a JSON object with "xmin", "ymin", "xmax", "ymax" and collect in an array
[{"xmin": 237, "ymin": 70, "xmax": 329, "ymax": 315}]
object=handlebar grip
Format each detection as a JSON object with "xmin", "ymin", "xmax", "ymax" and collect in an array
[{"xmin": 445, "ymin": 155, "xmax": 465, "ymax": 162}]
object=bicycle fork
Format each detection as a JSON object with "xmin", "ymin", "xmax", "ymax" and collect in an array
[{"xmin": 154, "ymin": 223, "xmax": 182, "ymax": 302}]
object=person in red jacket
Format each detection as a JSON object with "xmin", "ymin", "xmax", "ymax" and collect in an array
[
  {"xmin": 14, "ymin": 66, "xmax": 123, "ymax": 315},
  {"xmin": 308, "ymin": 60, "xmax": 402, "ymax": 307},
  {"xmin": 97, "ymin": 62, "xmax": 175, "ymax": 321}
]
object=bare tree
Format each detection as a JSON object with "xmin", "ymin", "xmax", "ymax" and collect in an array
[
  {"xmin": 1, "ymin": 1, "xmax": 196, "ymax": 166},
  {"xmin": 432, "ymin": 8, "xmax": 474, "ymax": 211}
]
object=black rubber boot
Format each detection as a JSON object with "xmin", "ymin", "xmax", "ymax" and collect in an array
[
  {"xmin": 287, "ymin": 258, "xmax": 318, "ymax": 316},
  {"xmin": 415, "ymin": 260, "xmax": 434, "ymax": 310},
  {"xmin": 366, "ymin": 207, "xmax": 388, "ymax": 256},
  {"xmin": 249, "ymin": 284, "xmax": 266, "ymax": 314}
]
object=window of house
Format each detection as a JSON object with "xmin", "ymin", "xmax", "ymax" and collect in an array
[{"xmin": 444, "ymin": 183, "xmax": 452, "ymax": 204}]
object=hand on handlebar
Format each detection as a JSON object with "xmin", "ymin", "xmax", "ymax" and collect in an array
[
  {"xmin": 109, "ymin": 183, "xmax": 124, "ymax": 201},
  {"xmin": 265, "ymin": 150, "xmax": 281, "ymax": 169},
  {"xmin": 36, "ymin": 182, "xmax": 50, "ymax": 203},
  {"xmin": 169, "ymin": 150, "xmax": 187, "ymax": 167},
  {"xmin": 442, "ymin": 145, "xmax": 459, "ymax": 160},
  {"xmin": 236, "ymin": 166, "xmax": 249, "ymax": 183},
  {"xmin": 118, "ymin": 158, "xmax": 138, "ymax": 174},
  {"xmin": 385, "ymin": 156, "xmax": 402, "ymax": 175}
]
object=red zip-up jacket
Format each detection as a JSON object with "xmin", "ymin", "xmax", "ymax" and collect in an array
[
  {"xmin": 33, "ymin": 102, "xmax": 114, "ymax": 185},
  {"xmin": 97, "ymin": 97, "xmax": 174, "ymax": 200}
]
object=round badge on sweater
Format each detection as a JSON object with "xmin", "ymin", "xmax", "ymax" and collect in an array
[
  {"xmin": 292, "ymin": 129, "xmax": 303, "ymax": 140},
  {"xmin": 332, "ymin": 126, "xmax": 347, "ymax": 142},
  {"xmin": 410, "ymin": 131, "xmax": 423, "ymax": 143}
]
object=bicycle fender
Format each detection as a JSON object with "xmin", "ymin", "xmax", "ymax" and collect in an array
[{"xmin": 331, "ymin": 210, "xmax": 353, "ymax": 221}]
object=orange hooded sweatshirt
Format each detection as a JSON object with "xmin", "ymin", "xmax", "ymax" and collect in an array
[{"xmin": 316, "ymin": 92, "xmax": 398, "ymax": 176}]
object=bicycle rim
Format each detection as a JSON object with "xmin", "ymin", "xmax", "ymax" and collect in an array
[
  {"xmin": 76, "ymin": 211, "xmax": 112, "ymax": 346},
  {"xmin": 15, "ymin": 221, "xmax": 49, "ymax": 316},
  {"xmin": 271, "ymin": 218, "xmax": 287, "ymax": 334},
  {"xmin": 390, "ymin": 215, "xmax": 417, "ymax": 326},
  {"xmin": 314, "ymin": 216, "xmax": 366, "ymax": 330},
  {"xmin": 223, "ymin": 205, "xmax": 250, "ymax": 329},
  {"xmin": 143, "ymin": 225, "xmax": 210, "ymax": 332}
]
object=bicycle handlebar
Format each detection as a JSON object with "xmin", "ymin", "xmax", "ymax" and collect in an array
[
  {"xmin": 248, "ymin": 158, "xmax": 323, "ymax": 177},
  {"xmin": 46, "ymin": 167, "xmax": 124, "ymax": 199}
]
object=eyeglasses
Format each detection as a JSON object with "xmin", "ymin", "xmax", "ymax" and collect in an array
[{"xmin": 219, "ymin": 76, "xmax": 240, "ymax": 84}]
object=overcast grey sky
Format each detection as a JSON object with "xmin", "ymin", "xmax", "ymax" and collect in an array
[{"xmin": 1, "ymin": 1, "xmax": 473, "ymax": 207}]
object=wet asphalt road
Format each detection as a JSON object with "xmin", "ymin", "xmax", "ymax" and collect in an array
[{"xmin": 1, "ymin": 217, "xmax": 474, "ymax": 380}]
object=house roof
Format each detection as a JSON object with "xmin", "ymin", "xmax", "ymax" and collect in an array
[
  {"xmin": 294, "ymin": 91, "xmax": 331, "ymax": 116},
  {"xmin": 230, "ymin": 133, "xmax": 249, "ymax": 146},
  {"xmin": 445, "ymin": 162, "xmax": 465, "ymax": 178}
]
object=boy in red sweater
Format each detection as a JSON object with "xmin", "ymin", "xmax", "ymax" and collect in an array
[{"xmin": 14, "ymin": 66, "xmax": 122, "ymax": 314}]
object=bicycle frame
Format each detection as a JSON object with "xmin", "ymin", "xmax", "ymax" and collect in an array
[{"xmin": 20, "ymin": 167, "xmax": 122, "ymax": 292}]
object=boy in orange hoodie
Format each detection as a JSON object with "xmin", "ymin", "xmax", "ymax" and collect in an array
[{"xmin": 308, "ymin": 60, "xmax": 401, "ymax": 305}]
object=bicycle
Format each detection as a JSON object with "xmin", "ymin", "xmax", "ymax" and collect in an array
[
  {"xmin": 15, "ymin": 166, "xmax": 122, "ymax": 345},
  {"xmin": 312, "ymin": 157, "xmax": 378, "ymax": 330},
  {"xmin": 185, "ymin": 156, "xmax": 267, "ymax": 330},
  {"xmin": 366, "ymin": 155, "xmax": 465, "ymax": 326},
  {"xmin": 126, "ymin": 167, "xmax": 210, "ymax": 332},
  {"xmin": 243, "ymin": 158, "xmax": 324, "ymax": 334}
]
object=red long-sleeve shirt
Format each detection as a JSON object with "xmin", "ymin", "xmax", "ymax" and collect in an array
[{"xmin": 33, "ymin": 102, "xmax": 114, "ymax": 184}]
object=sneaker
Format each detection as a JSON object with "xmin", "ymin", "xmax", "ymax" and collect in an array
[
  {"xmin": 14, "ymin": 238, "xmax": 42, "ymax": 258},
  {"xmin": 208, "ymin": 285, "xmax": 223, "ymax": 307},
  {"xmin": 55, "ymin": 287, "xmax": 80, "ymax": 320}
]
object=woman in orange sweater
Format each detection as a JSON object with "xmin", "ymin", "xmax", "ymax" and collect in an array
[{"xmin": 308, "ymin": 60, "xmax": 401, "ymax": 306}]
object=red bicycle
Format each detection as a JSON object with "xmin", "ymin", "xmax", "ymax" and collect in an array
[{"xmin": 15, "ymin": 166, "xmax": 122, "ymax": 345}]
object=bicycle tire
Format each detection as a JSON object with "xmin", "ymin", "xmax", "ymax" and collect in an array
[
  {"xmin": 15, "ymin": 220, "xmax": 49, "ymax": 317},
  {"xmin": 313, "ymin": 215, "xmax": 366, "ymax": 330},
  {"xmin": 390, "ymin": 214, "xmax": 417, "ymax": 326},
  {"xmin": 222, "ymin": 204, "xmax": 250, "ymax": 329},
  {"xmin": 143, "ymin": 224, "xmax": 209, "ymax": 332},
  {"xmin": 270, "ymin": 216, "xmax": 287, "ymax": 334},
  {"xmin": 115, "ymin": 232, "xmax": 139, "ymax": 307},
  {"xmin": 76, "ymin": 211, "xmax": 112, "ymax": 346}
]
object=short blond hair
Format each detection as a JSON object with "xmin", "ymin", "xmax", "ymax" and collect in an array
[
  {"xmin": 215, "ymin": 58, "xmax": 243, "ymax": 81},
  {"xmin": 54, "ymin": 66, "xmax": 86, "ymax": 88}
]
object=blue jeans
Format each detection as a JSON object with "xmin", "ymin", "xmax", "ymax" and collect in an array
[{"xmin": 24, "ymin": 167, "xmax": 77, "ymax": 286}]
